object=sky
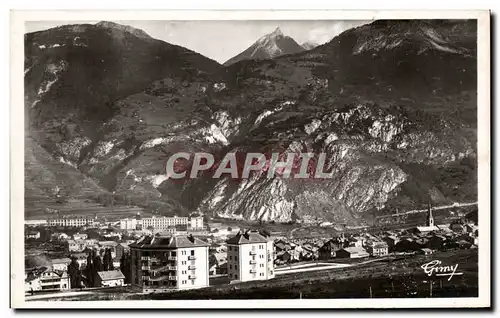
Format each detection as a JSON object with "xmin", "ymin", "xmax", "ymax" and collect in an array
[{"xmin": 25, "ymin": 20, "xmax": 371, "ymax": 63}]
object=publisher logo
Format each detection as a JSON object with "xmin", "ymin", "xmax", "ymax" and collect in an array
[{"xmin": 421, "ymin": 260, "xmax": 464, "ymax": 281}]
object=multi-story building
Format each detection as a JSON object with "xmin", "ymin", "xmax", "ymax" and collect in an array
[
  {"xmin": 47, "ymin": 216, "xmax": 95, "ymax": 227},
  {"xmin": 226, "ymin": 230, "xmax": 275, "ymax": 283},
  {"xmin": 120, "ymin": 218, "xmax": 138, "ymax": 230},
  {"xmin": 189, "ymin": 216, "xmax": 204, "ymax": 229},
  {"xmin": 129, "ymin": 234, "xmax": 209, "ymax": 293},
  {"xmin": 120, "ymin": 215, "xmax": 204, "ymax": 231}
]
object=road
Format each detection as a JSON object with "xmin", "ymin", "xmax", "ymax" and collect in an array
[{"xmin": 375, "ymin": 201, "xmax": 478, "ymax": 219}]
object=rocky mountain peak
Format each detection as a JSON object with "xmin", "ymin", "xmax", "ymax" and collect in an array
[
  {"xmin": 224, "ymin": 27, "xmax": 304, "ymax": 66},
  {"xmin": 271, "ymin": 27, "xmax": 283, "ymax": 37}
]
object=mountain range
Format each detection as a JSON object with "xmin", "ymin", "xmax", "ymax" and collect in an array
[{"xmin": 24, "ymin": 20, "xmax": 477, "ymax": 225}]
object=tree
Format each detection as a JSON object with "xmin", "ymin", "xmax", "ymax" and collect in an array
[
  {"xmin": 103, "ymin": 248, "xmax": 113, "ymax": 271},
  {"xmin": 92, "ymin": 255, "xmax": 103, "ymax": 287},
  {"xmin": 67, "ymin": 257, "xmax": 82, "ymax": 289},
  {"xmin": 120, "ymin": 252, "xmax": 131, "ymax": 284},
  {"xmin": 84, "ymin": 250, "xmax": 95, "ymax": 287}
]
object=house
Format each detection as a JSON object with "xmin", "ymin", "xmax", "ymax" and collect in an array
[
  {"xmin": 274, "ymin": 241, "xmax": 287, "ymax": 253},
  {"xmin": 274, "ymin": 239, "xmax": 292, "ymax": 252},
  {"xmin": 115, "ymin": 243, "xmax": 131, "ymax": 260},
  {"xmin": 415, "ymin": 237, "xmax": 429, "ymax": 247},
  {"xmin": 113, "ymin": 257, "xmax": 121, "ymax": 269},
  {"xmin": 465, "ymin": 224, "xmax": 478, "ymax": 234},
  {"xmin": 73, "ymin": 233, "xmax": 88, "ymax": 241},
  {"xmin": 382, "ymin": 236, "xmax": 399, "ymax": 251},
  {"xmin": 456, "ymin": 234, "xmax": 474, "ymax": 244},
  {"xmin": 208, "ymin": 251, "xmax": 227, "ymax": 275},
  {"xmin": 51, "ymin": 232, "xmax": 70, "ymax": 241},
  {"xmin": 419, "ymin": 248, "xmax": 434, "ymax": 255},
  {"xmin": 209, "ymin": 243, "xmax": 227, "ymax": 253},
  {"xmin": 276, "ymin": 250, "xmax": 292, "ymax": 264},
  {"xmin": 394, "ymin": 238, "xmax": 421, "ymax": 252},
  {"xmin": 457, "ymin": 240, "xmax": 473, "ymax": 249},
  {"xmin": 67, "ymin": 239, "xmax": 91, "ymax": 252},
  {"xmin": 25, "ymin": 267, "xmax": 70, "ymax": 293},
  {"xmin": 25, "ymin": 231, "xmax": 40, "ymax": 240},
  {"xmin": 70, "ymin": 253, "xmax": 88, "ymax": 268},
  {"xmin": 50, "ymin": 258, "xmax": 71, "ymax": 271},
  {"xmin": 365, "ymin": 242, "xmax": 389, "ymax": 257},
  {"xmin": 301, "ymin": 246, "xmax": 317, "ymax": 260},
  {"xmin": 336, "ymin": 247, "xmax": 369, "ymax": 259},
  {"xmin": 414, "ymin": 226, "xmax": 439, "ymax": 235},
  {"xmin": 427, "ymin": 235, "xmax": 447, "ymax": 250},
  {"xmin": 450, "ymin": 222, "xmax": 466, "ymax": 234},
  {"xmin": 436, "ymin": 224, "xmax": 452, "ymax": 233},
  {"xmin": 318, "ymin": 238, "xmax": 344, "ymax": 260},
  {"xmin": 96, "ymin": 270, "xmax": 125, "ymax": 287},
  {"xmin": 347, "ymin": 237, "xmax": 363, "ymax": 248}
]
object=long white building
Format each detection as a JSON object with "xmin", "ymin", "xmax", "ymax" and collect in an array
[
  {"xmin": 120, "ymin": 215, "xmax": 204, "ymax": 231},
  {"xmin": 226, "ymin": 230, "xmax": 275, "ymax": 283},
  {"xmin": 47, "ymin": 216, "xmax": 95, "ymax": 227}
]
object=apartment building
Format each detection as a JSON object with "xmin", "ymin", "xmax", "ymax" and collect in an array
[
  {"xmin": 226, "ymin": 230, "xmax": 275, "ymax": 283},
  {"xmin": 47, "ymin": 216, "xmax": 95, "ymax": 227},
  {"xmin": 129, "ymin": 234, "xmax": 209, "ymax": 293}
]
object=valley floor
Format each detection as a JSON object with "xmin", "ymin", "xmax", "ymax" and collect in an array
[{"xmin": 31, "ymin": 249, "xmax": 477, "ymax": 302}]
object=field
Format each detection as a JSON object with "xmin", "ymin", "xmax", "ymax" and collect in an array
[
  {"xmin": 37, "ymin": 249, "xmax": 478, "ymax": 302},
  {"xmin": 25, "ymin": 200, "xmax": 151, "ymax": 221}
]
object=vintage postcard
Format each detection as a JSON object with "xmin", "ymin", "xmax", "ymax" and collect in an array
[{"xmin": 10, "ymin": 10, "xmax": 491, "ymax": 309}]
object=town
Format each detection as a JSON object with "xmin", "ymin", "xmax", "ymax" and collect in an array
[{"xmin": 24, "ymin": 204, "xmax": 479, "ymax": 299}]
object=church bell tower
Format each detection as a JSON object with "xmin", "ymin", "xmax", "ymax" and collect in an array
[{"xmin": 426, "ymin": 202, "xmax": 434, "ymax": 227}]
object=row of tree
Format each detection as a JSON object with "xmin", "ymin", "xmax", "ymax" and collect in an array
[{"xmin": 67, "ymin": 248, "xmax": 116, "ymax": 288}]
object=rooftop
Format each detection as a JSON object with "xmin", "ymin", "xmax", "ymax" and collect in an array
[
  {"xmin": 50, "ymin": 258, "xmax": 71, "ymax": 264},
  {"xmin": 416, "ymin": 226, "xmax": 440, "ymax": 232},
  {"xmin": 97, "ymin": 270, "xmax": 125, "ymax": 281},
  {"xmin": 226, "ymin": 230, "xmax": 270, "ymax": 245},
  {"xmin": 129, "ymin": 234, "xmax": 209, "ymax": 249},
  {"xmin": 342, "ymin": 247, "xmax": 368, "ymax": 254}
]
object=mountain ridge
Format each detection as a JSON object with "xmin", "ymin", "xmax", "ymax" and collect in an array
[{"xmin": 24, "ymin": 20, "xmax": 477, "ymax": 225}]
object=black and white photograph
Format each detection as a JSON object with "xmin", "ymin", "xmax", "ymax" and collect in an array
[{"xmin": 10, "ymin": 9, "xmax": 490, "ymax": 309}]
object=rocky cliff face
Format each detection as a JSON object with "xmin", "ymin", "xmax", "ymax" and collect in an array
[{"xmin": 25, "ymin": 20, "xmax": 477, "ymax": 224}]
